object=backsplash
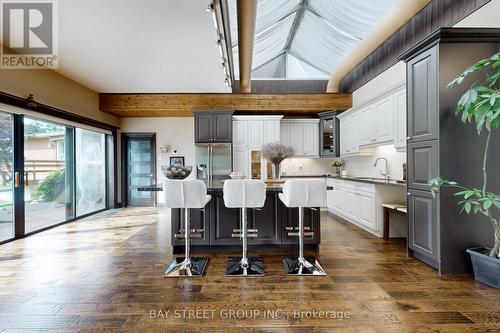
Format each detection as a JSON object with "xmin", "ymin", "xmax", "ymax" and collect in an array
[{"xmin": 280, "ymin": 145, "xmax": 406, "ymax": 180}]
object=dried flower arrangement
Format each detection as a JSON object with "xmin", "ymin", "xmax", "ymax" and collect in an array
[{"xmin": 261, "ymin": 143, "xmax": 295, "ymax": 164}]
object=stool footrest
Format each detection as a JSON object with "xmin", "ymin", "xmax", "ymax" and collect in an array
[
  {"xmin": 231, "ymin": 233, "xmax": 258, "ymax": 238},
  {"xmin": 285, "ymin": 226, "xmax": 311, "ymax": 231},
  {"xmin": 287, "ymin": 231, "xmax": 314, "ymax": 237},
  {"xmin": 174, "ymin": 228, "xmax": 205, "ymax": 239}
]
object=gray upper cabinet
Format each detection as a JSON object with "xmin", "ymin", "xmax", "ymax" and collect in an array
[
  {"xmin": 408, "ymin": 189, "xmax": 439, "ymax": 263},
  {"xmin": 407, "ymin": 141, "xmax": 438, "ymax": 191},
  {"xmin": 193, "ymin": 110, "xmax": 234, "ymax": 143},
  {"xmin": 407, "ymin": 46, "xmax": 439, "ymax": 143},
  {"xmin": 318, "ymin": 111, "xmax": 340, "ymax": 157}
]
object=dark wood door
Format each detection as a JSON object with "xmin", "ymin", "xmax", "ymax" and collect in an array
[
  {"xmin": 195, "ymin": 114, "xmax": 214, "ymax": 143},
  {"xmin": 407, "ymin": 46, "xmax": 439, "ymax": 143},
  {"xmin": 280, "ymin": 202, "xmax": 320, "ymax": 245},
  {"xmin": 248, "ymin": 193, "xmax": 281, "ymax": 245},
  {"xmin": 171, "ymin": 207, "xmax": 210, "ymax": 246},
  {"xmin": 213, "ymin": 114, "xmax": 232, "ymax": 142},
  {"xmin": 407, "ymin": 140, "xmax": 439, "ymax": 191},
  {"xmin": 408, "ymin": 189, "xmax": 439, "ymax": 262},
  {"xmin": 210, "ymin": 195, "xmax": 242, "ymax": 245},
  {"xmin": 125, "ymin": 135, "xmax": 155, "ymax": 207}
]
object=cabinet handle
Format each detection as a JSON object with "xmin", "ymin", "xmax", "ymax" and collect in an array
[
  {"xmin": 407, "ymin": 192, "xmax": 411, "ymax": 196},
  {"xmin": 406, "ymin": 136, "xmax": 411, "ymax": 140}
]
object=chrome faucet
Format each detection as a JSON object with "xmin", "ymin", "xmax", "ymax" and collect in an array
[{"xmin": 374, "ymin": 157, "xmax": 390, "ymax": 180}]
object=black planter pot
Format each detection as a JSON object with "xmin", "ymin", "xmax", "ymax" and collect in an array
[{"xmin": 466, "ymin": 247, "xmax": 500, "ymax": 289}]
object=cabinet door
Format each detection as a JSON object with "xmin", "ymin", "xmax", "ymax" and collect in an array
[
  {"xmin": 407, "ymin": 46, "xmax": 438, "ymax": 143},
  {"xmin": 233, "ymin": 120, "xmax": 248, "ymax": 147},
  {"xmin": 394, "ymin": 89, "xmax": 407, "ymax": 150},
  {"xmin": 345, "ymin": 191, "xmax": 359, "ymax": 221},
  {"xmin": 233, "ymin": 148, "xmax": 249, "ymax": 178},
  {"xmin": 248, "ymin": 121, "xmax": 263, "ymax": 147},
  {"xmin": 289, "ymin": 124, "xmax": 304, "ymax": 155},
  {"xmin": 408, "ymin": 189, "xmax": 439, "ymax": 262},
  {"xmin": 348, "ymin": 113, "xmax": 360, "ymax": 153},
  {"xmin": 303, "ymin": 123, "xmax": 319, "ymax": 156},
  {"xmin": 339, "ymin": 118, "xmax": 348, "ymax": 155},
  {"xmin": 171, "ymin": 207, "xmax": 210, "ymax": 246},
  {"xmin": 249, "ymin": 193, "xmax": 281, "ymax": 244},
  {"xmin": 280, "ymin": 203, "xmax": 320, "ymax": 245},
  {"xmin": 407, "ymin": 140, "xmax": 438, "ymax": 191},
  {"xmin": 280, "ymin": 123, "xmax": 290, "ymax": 146},
  {"xmin": 210, "ymin": 196, "xmax": 242, "ymax": 245},
  {"xmin": 358, "ymin": 192, "xmax": 375, "ymax": 229},
  {"xmin": 263, "ymin": 121, "xmax": 280, "ymax": 144},
  {"xmin": 195, "ymin": 114, "xmax": 214, "ymax": 143},
  {"xmin": 359, "ymin": 106, "xmax": 374, "ymax": 145},
  {"xmin": 213, "ymin": 114, "xmax": 232, "ymax": 142},
  {"xmin": 374, "ymin": 96, "xmax": 394, "ymax": 144}
]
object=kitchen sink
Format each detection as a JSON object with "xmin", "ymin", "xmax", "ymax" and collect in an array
[{"xmin": 351, "ymin": 177, "xmax": 406, "ymax": 184}]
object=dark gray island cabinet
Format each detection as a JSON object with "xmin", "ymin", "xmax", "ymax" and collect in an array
[{"xmin": 170, "ymin": 187, "xmax": 320, "ymax": 253}]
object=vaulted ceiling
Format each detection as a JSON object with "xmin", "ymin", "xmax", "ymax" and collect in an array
[{"xmin": 229, "ymin": 0, "xmax": 398, "ymax": 80}]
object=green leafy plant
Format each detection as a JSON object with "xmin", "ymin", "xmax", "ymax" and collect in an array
[
  {"xmin": 32, "ymin": 169, "xmax": 64, "ymax": 202},
  {"xmin": 429, "ymin": 53, "xmax": 500, "ymax": 259}
]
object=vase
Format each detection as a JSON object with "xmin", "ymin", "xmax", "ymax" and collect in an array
[{"xmin": 272, "ymin": 163, "xmax": 281, "ymax": 180}]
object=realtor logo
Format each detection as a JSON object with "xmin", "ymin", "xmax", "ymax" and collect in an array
[{"xmin": 1, "ymin": 0, "xmax": 58, "ymax": 69}]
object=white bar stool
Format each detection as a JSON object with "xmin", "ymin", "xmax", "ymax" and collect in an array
[
  {"xmin": 279, "ymin": 180, "xmax": 327, "ymax": 276},
  {"xmin": 223, "ymin": 179, "xmax": 266, "ymax": 277},
  {"xmin": 163, "ymin": 180, "xmax": 211, "ymax": 277}
]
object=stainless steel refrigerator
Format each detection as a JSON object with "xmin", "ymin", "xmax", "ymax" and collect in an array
[{"xmin": 195, "ymin": 143, "xmax": 232, "ymax": 184}]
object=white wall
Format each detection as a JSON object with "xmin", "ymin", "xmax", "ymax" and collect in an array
[
  {"xmin": 120, "ymin": 117, "xmax": 195, "ymax": 204},
  {"xmin": 454, "ymin": 0, "xmax": 500, "ymax": 27}
]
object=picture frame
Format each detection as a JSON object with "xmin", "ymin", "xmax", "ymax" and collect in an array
[{"xmin": 169, "ymin": 156, "xmax": 185, "ymax": 167}]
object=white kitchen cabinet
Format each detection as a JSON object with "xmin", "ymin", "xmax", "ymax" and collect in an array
[
  {"xmin": 373, "ymin": 96, "xmax": 394, "ymax": 144},
  {"xmin": 280, "ymin": 119, "xmax": 319, "ymax": 157},
  {"xmin": 233, "ymin": 148, "xmax": 249, "ymax": 177},
  {"xmin": 359, "ymin": 106, "xmax": 374, "ymax": 145},
  {"xmin": 232, "ymin": 116, "xmax": 283, "ymax": 178},
  {"xmin": 248, "ymin": 120, "xmax": 263, "ymax": 147},
  {"xmin": 233, "ymin": 120, "xmax": 248, "ymax": 148},
  {"xmin": 358, "ymin": 192, "xmax": 376, "ymax": 229},
  {"xmin": 289, "ymin": 123, "xmax": 303, "ymax": 154},
  {"xmin": 394, "ymin": 89, "xmax": 407, "ymax": 151},
  {"xmin": 327, "ymin": 178, "xmax": 406, "ymax": 238},
  {"xmin": 263, "ymin": 120, "xmax": 280, "ymax": 144},
  {"xmin": 338, "ymin": 82, "xmax": 406, "ymax": 153},
  {"xmin": 303, "ymin": 123, "xmax": 319, "ymax": 156}
]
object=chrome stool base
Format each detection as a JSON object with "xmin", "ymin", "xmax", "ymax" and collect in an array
[
  {"xmin": 282, "ymin": 256, "xmax": 326, "ymax": 276},
  {"xmin": 225, "ymin": 256, "xmax": 264, "ymax": 277},
  {"xmin": 163, "ymin": 257, "xmax": 208, "ymax": 277}
]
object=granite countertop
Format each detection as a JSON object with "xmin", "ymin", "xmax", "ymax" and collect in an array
[
  {"xmin": 282, "ymin": 174, "xmax": 406, "ymax": 187},
  {"xmin": 138, "ymin": 181, "xmax": 333, "ymax": 192}
]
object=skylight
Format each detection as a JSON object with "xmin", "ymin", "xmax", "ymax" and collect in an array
[{"xmin": 228, "ymin": 0, "xmax": 398, "ymax": 80}]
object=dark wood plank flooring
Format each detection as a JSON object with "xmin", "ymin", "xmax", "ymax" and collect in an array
[{"xmin": 0, "ymin": 208, "xmax": 498, "ymax": 332}]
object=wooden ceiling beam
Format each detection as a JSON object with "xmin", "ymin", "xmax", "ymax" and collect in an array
[{"xmin": 99, "ymin": 93, "xmax": 351, "ymax": 117}]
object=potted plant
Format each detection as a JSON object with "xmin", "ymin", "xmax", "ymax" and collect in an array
[
  {"xmin": 261, "ymin": 142, "xmax": 294, "ymax": 180},
  {"xmin": 429, "ymin": 52, "xmax": 499, "ymax": 288},
  {"xmin": 329, "ymin": 159, "xmax": 345, "ymax": 176}
]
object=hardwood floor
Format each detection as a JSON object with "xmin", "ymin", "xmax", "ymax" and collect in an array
[{"xmin": 0, "ymin": 207, "xmax": 498, "ymax": 332}]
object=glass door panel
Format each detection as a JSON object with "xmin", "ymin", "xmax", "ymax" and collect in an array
[
  {"xmin": 24, "ymin": 117, "xmax": 74, "ymax": 233},
  {"xmin": 0, "ymin": 112, "xmax": 14, "ymax": 241},
  {"xmin": 76, "ymin": 128, "xmax": 106, "ymax": 216},
  {"xmin": 127, "ymin": 137, "xmax": 155, "ymax": 206}
]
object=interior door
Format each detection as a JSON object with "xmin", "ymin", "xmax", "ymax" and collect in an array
[{"xmin": 125, "ymin": 134, "xmax": 156, "ymax": 207}]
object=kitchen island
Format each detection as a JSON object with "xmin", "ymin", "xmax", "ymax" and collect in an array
[{"xmin": 170, "ymin": 183, "xmax": 322, "ymax": 254}]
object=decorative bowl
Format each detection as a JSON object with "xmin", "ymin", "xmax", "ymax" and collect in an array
[
  {"xmin": 229, "ymin": 171, "xmax": 245, "ymax": 179},
  {"xmin": 162, "ymin": 165, "xmax": 192, "ymax": 180}
]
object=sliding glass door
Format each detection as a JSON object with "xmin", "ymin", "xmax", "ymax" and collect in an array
[
  {"xmin": 76, "ymin": 128, "xmax": 106, "ymax": 216},
  {"xmin": 0, "ymin": 110, "xmax": 113, "ymax": 241},
  {"xmin": 0, "ymin": 112, "xmax": 14, "ymax": 241},
  {"xmin": 24, "ymin": 117, "xmax": 75, "ymax": 233}
]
